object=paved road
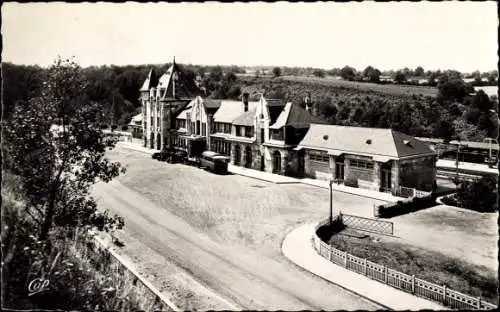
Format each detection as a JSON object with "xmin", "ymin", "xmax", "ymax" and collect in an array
[{"xmin": 93, "ymin": 179, "xmax": 382, "ymax": 311}]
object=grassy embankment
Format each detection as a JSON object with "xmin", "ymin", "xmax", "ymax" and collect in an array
[{"xmin": 1, "ymin": 172, "xmax": 144, "ymax": 310}]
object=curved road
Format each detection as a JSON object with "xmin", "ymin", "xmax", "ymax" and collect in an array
[{"xmin": 93, "ymin": 179, "xmax": 383, "ymax": 311}]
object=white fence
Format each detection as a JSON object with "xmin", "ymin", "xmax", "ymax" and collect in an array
[
  {"xmin": 395, "ymin": 186, "xmax": 432, "ymax": 198},
  {"xmin": 313, "ymin": 219, "xmax": 497, "ymax": 310}
]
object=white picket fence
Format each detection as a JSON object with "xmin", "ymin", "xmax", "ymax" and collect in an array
[{"xmin": 313, "ymin": 219, "xmax": 497, "ymax": 310}]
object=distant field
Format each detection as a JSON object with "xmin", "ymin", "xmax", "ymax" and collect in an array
[{"xmin": 281, "ymin": 75, "xmax": 438, "ymax": 98}]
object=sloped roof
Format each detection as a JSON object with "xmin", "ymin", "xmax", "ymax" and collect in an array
[
  {"xmin": 265, "ymin": 99, "xmax": 286, "ymax": 107},
  {"xmin": 270, "ymin": 102, "xmax": 327, "ymax": 129},
  {"xmin": 128, "ymin": 113, "xmax": 142, "ymax": 125},
  {"xmin": 298, "ymin": 124, "xmax": 435, "ymax": 159},
  {"xmin": 176, "ymin": 102, "xmax": 194, "ymax": 119},
  {"xmin": 232, "ymin": 109, "xmax": 257, "ymax": 126},
  {"xmin": 213, "ymin": 100, "xmax": 258, "ymax": 123},
  {"xmin": 203, "ymin": 99, "xmax": 222, "ymax": 115},
  {"xmin": 140, "ymin": 69, "xmax": 159, "ymax": 91}
]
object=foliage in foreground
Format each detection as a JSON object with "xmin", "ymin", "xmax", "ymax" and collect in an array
[
  {"xmin": 2, "ymin": 57, "xmax": 127, "ymax": 310},
  {"xmin": 1, "ymin": 193, "xmax": 140, "ymax": 310}
]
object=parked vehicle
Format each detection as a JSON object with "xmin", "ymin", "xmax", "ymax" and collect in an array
[
  {"xmin": 199, "ymin": 151, "xmax": 230, "ymax": 174},
  {"xmin": 152, "ymin": 151, "xmax": 171, "ymax": 162},
  {"xmin": 172, "ymin": 150, "xmax": 188, "ymax": 164}
]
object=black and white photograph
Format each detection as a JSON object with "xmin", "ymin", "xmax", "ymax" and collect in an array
[{"xmin": 1, "ymin": 1, "xmax": 498, "ymax": 311}]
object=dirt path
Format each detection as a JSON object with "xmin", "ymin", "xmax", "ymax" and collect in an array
[{"xmin": 93, "ymin": 180, "xmax": 382, "ymax": 311}]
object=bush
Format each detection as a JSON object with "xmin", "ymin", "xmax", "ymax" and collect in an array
[
  {"xmin": 454, "ymin": 177, "xmax": 498, "ymax": 212},
  {"xmin": 121, "ymin": 125, "xmax": 128, "ymax": 131},
  {"xmin": 376, "ymin": 195, "xmax": 436, "ymax": 218}
]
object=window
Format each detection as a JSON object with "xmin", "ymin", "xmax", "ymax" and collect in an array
[
  {"xmin": 245, "ymin": 126, "xmax": 254, "ymax": 138},
  {"xmin": 236, "ymin": 126, "xmax": 242, "ymax": 137},
  {"xmin": 202, "ymin": 123, "xmax": 206, "ymax": 136},
  {"xmin": 261, "ymin": 130, "xmax": 265, "ymax": 143},
  {"xmin": 309, "ymin": 151, "xmax": 329, "ymax": 163},
  {"xmin": 350, "ymin": 159, "xmax": 374, "ymax": 169}
]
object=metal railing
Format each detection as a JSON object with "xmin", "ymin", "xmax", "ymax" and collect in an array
[
  {"xmin": 313, "ymin": 220, "xmax": 497, "ymax": 310},
  {"xmin": 342, "ymin": 214, "xmax": 394, "ymax": 236}
]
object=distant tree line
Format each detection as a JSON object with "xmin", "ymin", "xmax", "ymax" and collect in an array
[{"xmin": 3, "ymin": 61, "xmax": 498, "ymax": 143}]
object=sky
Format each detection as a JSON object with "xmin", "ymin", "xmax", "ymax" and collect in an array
[{"xmin": 2, "ymin": 1, "xmax": 498, "ymax": 73}]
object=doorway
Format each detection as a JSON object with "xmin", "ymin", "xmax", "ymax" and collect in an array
[{"xmin": 335, "ymin": 162, "xmax": 345, "ymax": 182}]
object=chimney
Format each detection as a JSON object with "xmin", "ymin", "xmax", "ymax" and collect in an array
[{"xmin": 243, "ymin": 92, "xmax": 249, "ymax": 112}]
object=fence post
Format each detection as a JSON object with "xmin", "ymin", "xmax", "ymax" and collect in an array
[
  {"xmin": 344, "ymin": 251, "xmax": 348, "ymax": 267},
  {"xmin": 442, "ymin": 285, "xmax": 447, "ymax": 305},
  {"xmin": 477, "ymin": 297, "xmax": 481, "ymax": 309},
  {"xmin": 384, "ymin": 265, "xmax": 388, "ymax": 284},
  {"xmin": 328, "ymin": 245, "xmax": 332, "ymax": 261},
  {"xmin": 363, "ymin": 258, "xmax": 367, "ymax": 275},
  {"xmin": 411, "ymin": 275, "xmax": 415, "ymax": 293}
]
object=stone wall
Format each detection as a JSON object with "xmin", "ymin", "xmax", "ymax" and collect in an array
[
  {"xmin": 230, "ymin": 142, "xmax": 260, "ymax": 169},
  {"xmin": 344, "ymin": 155, "xmax": 379, "ymax": 191},
  {"xmin": 264, "ymin": 146, "xmax": 289, "ymax": 175},
  {"xmin": 399, "ymin": 155, "xmax": 436, "ymax": 191}
]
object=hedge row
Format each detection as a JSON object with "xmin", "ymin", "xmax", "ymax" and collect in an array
[{"xmin": 374, "ymin": 194, "xmax": 437, "ymax": 218}]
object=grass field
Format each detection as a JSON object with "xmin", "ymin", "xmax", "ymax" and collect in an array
[
  {"xmin": 327, "ymin": 231, "xmax": 498, "ymax": 305},
  {"xmin": 281, "ymin": 75, "xmax": 438, "ymax": 98}
]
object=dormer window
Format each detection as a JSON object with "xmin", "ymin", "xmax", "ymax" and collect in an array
[{"xmin": 403, "ymin": 140, "xmax": 412, "ymax": 147}]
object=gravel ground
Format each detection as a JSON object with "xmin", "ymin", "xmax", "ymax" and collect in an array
[{"xmin": 92, "ymin": 145, "xmax": 497, "ymax": 310}]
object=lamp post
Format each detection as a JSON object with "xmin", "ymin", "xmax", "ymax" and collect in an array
[{"xmin": 329, "ymin": 179, "xmax": 334, "ymax": 225}]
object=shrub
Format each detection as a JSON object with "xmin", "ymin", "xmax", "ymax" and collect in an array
[
  {"xmin": 121, "ymin": 125, "xmax": 128, "ymax": 131},
  {"xmin": 376, "ymin": 195, "xmax": 436, "ymax": 218}
]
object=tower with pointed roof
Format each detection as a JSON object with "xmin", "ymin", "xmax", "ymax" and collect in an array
[{"xmin": 141, "ymin": 58, "xmax": 197, "ymax": 150}]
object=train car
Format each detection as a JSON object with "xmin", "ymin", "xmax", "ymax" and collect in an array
[{"xmin": 199, "ymin": 151, "xmax": 230, "ymax": 174}]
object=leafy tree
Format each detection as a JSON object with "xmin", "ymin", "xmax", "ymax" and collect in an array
[
  {"xmin": 340, "ymin": 66, "xmax": 356, "ymax": 81},
  {"xmin": 313, "ymin": 69, "xmax": 325, "ymax": 78},
  {"xmin": 452, "ymin": 119, "xmax": 487, "ymax": 141},
  {"xmin": 3, "ymin": 57, "xmax": 126, "ymax": 240},
  {"xmin": 272, "ymin": 67, "xmax": 282, "ymax": 77},
  {"xmin": 363, "ymin": 66, "xmax": 381, "ymax": 83},
  {"xmin": 455, "ymin": 176, "xmax": 498, "ymax": 212},
  {"xmin": 414, "ymin": 66, "xmax": 425, "ymax": 77},
  {"xmin": 487, "ymin": 72, "xmax": 497, "ymax": 85},
  {"xmin": 437, "ymin": 72, "xmax": 474, "ymax": 102},
  {"xmin": 393, "ymin": 71, "xmax": 407, "ymax": 84},
  {"xmin": 326, "ymin": 68, "xmax": 341, "ymax": 76}
]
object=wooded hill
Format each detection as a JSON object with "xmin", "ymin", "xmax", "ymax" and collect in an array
[{"xmin": 3, "ymin": 62, "xmax": 498, "ymax": 141}]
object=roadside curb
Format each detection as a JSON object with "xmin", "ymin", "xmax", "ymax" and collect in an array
[
  {"xmin": 94, "ymin": 235, "xmax": 181, "ymax": 311},
  {"xmin": 279, "ymin": 229, "xmax": 392, "ymax": 311},
  {"xmin": 281, "ymin": 223, "xmax": 447, "ymax": 310},
  {"xmin": 300, "ymin": 181, "xmax": 398, "ymax": 203}
]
